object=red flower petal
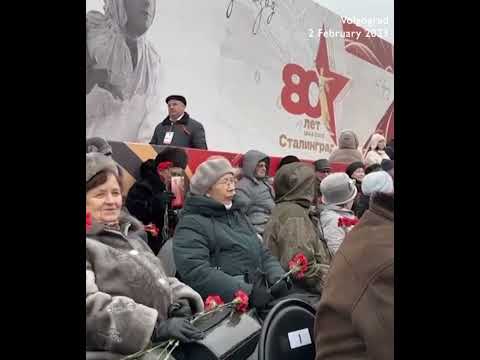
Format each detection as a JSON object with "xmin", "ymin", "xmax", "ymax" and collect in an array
[
  {"xmin": 338, "ymin": 216, "xmax": 360, "ymax": 228},
  {"xmin": 233, "ymin": 290, "xmax": 249, "ymax": 313},
  {"xmin": 204, "ymin": 295, "xmax": 224, "ymax": 311},
  {"xmin": 288, "ymin": 252, "xmax": 309, "ymax": 279},
  {"xmin": 144, "ymin": 223, "xmax": 160, "ymax": 237}
]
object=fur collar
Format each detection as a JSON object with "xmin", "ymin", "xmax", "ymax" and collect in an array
[{"xmin": 86, "ymin": 210, "xmax": 144, "ymax": 236}]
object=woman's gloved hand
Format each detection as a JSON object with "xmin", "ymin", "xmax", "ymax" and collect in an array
[
  {"xmin": 269, "ymin": 277, "xmax": 290, "ymax": 299},
  {"xmin": 152, "ymin": 317, "xmax": 205, "ymax": 343},
  {"xmin": 168, "ymin": 299, "xmax": 193, "ymax": 318},
  {"xmin": 246, "ymin": 270, "xmax": 272, "ymax": 310}
]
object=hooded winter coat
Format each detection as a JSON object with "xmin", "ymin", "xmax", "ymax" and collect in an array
[
  {"xmin": 329, "ymin": 130, "xmax": 364, "ymax": 164},
  {"xmin": 86, "ymin": 211, "xmax": 203, "ymax": 356},
  {"xmin": 263, "ymin": 162, "xmax": 332, "ymax": 294},
  {"xmin": 173, "ymin": 194, "xmax": 285, "ymax": 302},
  {"xmin": 314, "ymin": 192, "xmax": 394, "ymax": 360},
  {"xmin": 364, "ymin": 134, "xmax": 390, "ymax": 167},
  {"xmin": 236, "ymin": 150, "xmax": 276, "ymax": 235}
]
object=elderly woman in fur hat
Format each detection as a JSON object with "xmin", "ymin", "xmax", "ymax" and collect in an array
[
  {"xmin": 173, "ymin": 156, "xmax": 289, "ymax": 318},
  {"xmin": 86, "ymin": 153, "xmax": 204, "ymax": 359}
]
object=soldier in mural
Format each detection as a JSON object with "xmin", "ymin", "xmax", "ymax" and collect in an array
[{"xmin": 86, "ymin": 0, "xmax": 161, "ymax": 142}]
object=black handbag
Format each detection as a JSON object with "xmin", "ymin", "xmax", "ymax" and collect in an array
[{"xmin": 181, "ymin": 307, "xmax": 261, "ymax": 360}]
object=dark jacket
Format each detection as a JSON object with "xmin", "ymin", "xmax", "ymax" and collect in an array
[
  {"xmin": 236, "ymin": 150, "xmax": 275, "ymax": 235},
  {"xmin": 125, "ymin": 160, "xmax": 174, "ymax": 254},
  {"xmin": 350, "ymin": 181, "xmax": 363, "ymax": 216},
  {"xmin": 86, "ymin": 212, "xmax": 203, "ymax": 355},
  {"xmin": 172, "ymin": 194, "xmax": 285, "ymax": 302},
  {"xmin": 314, "ymin": 192, "xmax": 394, "ymax": 360},
  {"xmin": 150, "ymin": 112, "xmax": 207, "ymax": 149},
  {"xmin": 355, "ymin": 193, "xmax": 370, "ymax": 218},
  {"xmin": 263, "ymin": 162, "xmax": 332, "ymax": 294}
]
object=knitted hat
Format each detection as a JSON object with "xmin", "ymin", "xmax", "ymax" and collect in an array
[
  {"xmin": 361, "ymin": 171, "xmax": 394, "ymax": 196},
  {"xmin": 313, "ymin": 158, "xmax": 331, "ymax": 172},
  {"xmin": 320, "ymin": 172, "xmax": 358, "ymax": 206},
  {"xmin": 381, "ymin": 159, "xmax": 394, "ymax": 172},
  {"xmin": 345, "ymin": 161, "xmax": 365, "ymax": 178},
  {"xmin": 190, "ymin": 157, "xmax": 236, "ymax": 195},
  {"xmin": 166, "ymin": 95, "xmax": 187, "ymax": 106},
  {"xmin": 86, "ymin": 153, "xmax": 119, "ymax": 183},
  {"xmin": 86, "ymin": 137, "xmax": 112, "ymax": 156},
  {"xmin": 154, "ymin": 147, "xmax": 188, "ymax": 170}
]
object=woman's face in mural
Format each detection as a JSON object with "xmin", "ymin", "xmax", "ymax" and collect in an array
[{"xmin": 124, "ymin": 0, "xmax": 156, "ymax": 38}]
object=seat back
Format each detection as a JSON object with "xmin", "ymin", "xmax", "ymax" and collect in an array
[{"xmin": 258, "ymin": 298, "xmax": 316, "ymax": 360}]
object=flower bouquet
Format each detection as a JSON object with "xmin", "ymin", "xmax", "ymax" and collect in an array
[
  {"xmin": 337, "ymin": 216, "xmax": 359, "ymax": 230},
  {"xmin": 119, "ymin": 291, "xmax": 250, "ymax": 360}
]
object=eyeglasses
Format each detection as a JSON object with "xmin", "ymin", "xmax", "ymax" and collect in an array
[
  {"xmin": 217, "ymin": 178, "xmax": 237, "ymax": 186},
  {"xmin": 318, "ymin": 169, "xmax": 331, "ymax": 174}
]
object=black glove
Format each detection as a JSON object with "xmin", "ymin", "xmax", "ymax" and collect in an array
[
  {"xmin": 269, "ymin": 277, "xmax": 290, "ymax": 299},
  {"xmin": 168, "ymin": 299, "xmax": 193, "ymax": 318},
  {"xmin": 152, "ymin": 317, "xmax": 204, "ymax": 343},
  {"xmin": 247, "ymin": 271, "xmax": 272, "ymax": 310}
]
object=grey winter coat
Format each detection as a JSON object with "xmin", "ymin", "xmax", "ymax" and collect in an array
[
  {"xmin": 318, "ymin": 204, "xmax": 357, "ymax": 255},
  {"xmin": 236, "ymin": 150, "xmax": 275, "ymax": 235},
  {"xmin": 86, "ymin": 212, "xmax": 203, "ymax": 356}
]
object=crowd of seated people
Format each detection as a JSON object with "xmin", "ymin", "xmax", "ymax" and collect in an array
[{"xmin": 85, "ymin": 132, "xmax": 394, "ymax": 360}]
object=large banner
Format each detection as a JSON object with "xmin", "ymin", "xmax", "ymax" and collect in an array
[{"xmin": 86, "ymin": 0, "xmax": 393, "ymax": 160}]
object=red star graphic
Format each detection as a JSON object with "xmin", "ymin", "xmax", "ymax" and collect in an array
[{"xmin": 315, "ymin": 26, "xmax": 350, "ymax": 143}]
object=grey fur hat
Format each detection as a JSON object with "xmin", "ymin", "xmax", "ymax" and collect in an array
[
  {"xmin": 86, "ymin": 137, "xmax": 113, "ymax": 156},
  {"xmin": 320, "ymin": 172, "xmax": 358, "ymax": 205},
  {"xmin": 86, "ymin": 153, "xmax": 119, "ymax": 183},
  {"xmin": 190, "ymin": 157, "xmax": 236, "ymax": 196}
]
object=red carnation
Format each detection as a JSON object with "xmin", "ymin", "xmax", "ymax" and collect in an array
[
  {"xmin": 288, "ymin": 253, "xmax": 308, "ymax": 279},
  {"xmin": 204, "ymin": 295, "xmax": 224, "ymax": 311},
  {"xmin": 86, "ymin": 212, "xmax": 92, "ymax": 231},
  {"xmin": 338, "ymin": 217, "xmax": 359, "ymax": 228},
  {"xmin": 144, "ymin": 223, "xmax": 160, "ymax": 237},
  {"xmin": 233, "ymin": 290, "xmax": 249, "ymax": 313}
]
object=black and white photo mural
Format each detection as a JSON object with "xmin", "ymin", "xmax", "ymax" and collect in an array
[{"xmin": 86, "ymin": 0, "xmax": 161, "ymax": 142}]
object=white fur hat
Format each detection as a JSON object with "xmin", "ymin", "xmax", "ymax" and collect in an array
[{"xmin": 361, "ymin": 171, "xmax": 394, "ymax": 196}]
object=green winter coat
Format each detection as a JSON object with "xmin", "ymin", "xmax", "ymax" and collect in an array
[
  {"xmin": 263, "ymin": 162, "xmax": 332, "ymax": 294},
  {"xmin": 173, "ymin": 194, "xmax": 285, "ymax": 302}
]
